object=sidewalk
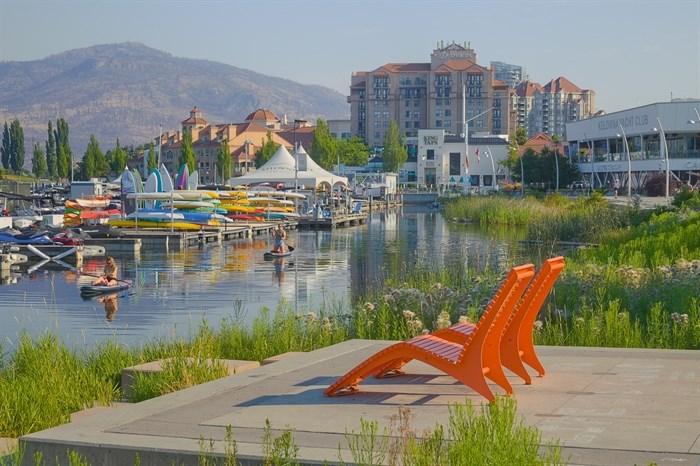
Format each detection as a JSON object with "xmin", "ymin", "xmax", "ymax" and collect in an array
[{"xmin": 19, "ymin": 341, "xmax": 700, "ymax": 466}]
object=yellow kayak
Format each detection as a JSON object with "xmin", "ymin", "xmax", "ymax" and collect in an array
[{"xmin": 108, "ymin": 219, "xmax": 202, "ymax": 231}]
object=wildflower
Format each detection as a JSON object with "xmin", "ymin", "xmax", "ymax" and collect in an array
[
  {"xmin": 402, "ymin": 310, "xmax": 416, "ymax": 320},
  {"xmin": 321, "ymin": 317, "xmax": 332, "ymax": 332},
  {"xmin": 306, "ymin": 312, "xmax": 317, "ymax": 322},
  {"xmin": 533, "ymin": 320, "xmax": 544, "ymax": 331},
  {"xmin": 458, "ymin": 315, "xmax": 472, "ymax": 324},
  {"xmin": 435, "ymin": 311, "xmax": 451, "ymax": 330},
  {"xmin": 363, "ymin": 302, "xmax": 376, "ymax": 312},
  {"xmin": 383, "ymin": 294, "xmax": 395, "ymax": 303}
]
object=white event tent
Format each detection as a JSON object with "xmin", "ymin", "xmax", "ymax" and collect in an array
[{"xmin": 229, "ymin": 144, "xmax": 348, "ymax": 191}]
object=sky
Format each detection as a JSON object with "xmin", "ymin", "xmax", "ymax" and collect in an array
[{"xmin": 1, "ymin": 0, "xmax": 699, "ymax": 115}]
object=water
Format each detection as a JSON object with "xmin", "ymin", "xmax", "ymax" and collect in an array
[{"xmin": 1, "ymin": 208, "xmax": 527, "ymax": 349}]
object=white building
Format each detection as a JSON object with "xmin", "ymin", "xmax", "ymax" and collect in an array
[
  {"xmin": 413, "ymin": 130, "xmax": 510, "ymax": 191},
  {"xmin": 566, "ymin": 100, "xmax": 700, "ymax": 193}
]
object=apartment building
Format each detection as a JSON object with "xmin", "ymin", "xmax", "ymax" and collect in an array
[
  {"xmin": 348, "ymin": 41, "xmax": 511, "ymax": 158},
  {"xmin": 513, "ymin": 77, "xmax": 596, "ymax": 139}
]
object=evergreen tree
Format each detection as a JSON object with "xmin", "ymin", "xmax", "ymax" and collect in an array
[
  {"xmin": 32, "ymin": 142, "xmax": 47, "ymax": 179},
  {"xmin": 382, "ymin": 120, "xmax": 408, "ymax": 172},
  {"xmin": 147, "ymin": 142, "xmax": 158, "ymax": 173},
  {"xmin": 254, "ymin": 131, "xmax": 278, "ymax": 168},
  {"xmin": 178, "ymin": 128, "xmax": 196, "ymax": 173},
  {"xmin": 46, "ymin": 121, "xmax": 57, "ymax": 180},
  {"xmin": 1, "ymin": 122, "xmax": 10, "ymax": 169},
  {"xmin": 309, "ymin": 118, "xmax": 337, "ymax": 169},
  {"xmin": 9, "ymin": 119, "xmax": 25, "ymax": 173},
  {"xmin": 216, "ymin": 138, "xmax": 232, "ymax": 183}
]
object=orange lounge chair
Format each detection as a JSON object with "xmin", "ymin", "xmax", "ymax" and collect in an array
[
  {"xmin": 433, "ymin": 256, "xmax": 565, "ymax": 384},
  {"xmin": 324, "ymin": 263, "xmax": 535, "ymax": 403}
]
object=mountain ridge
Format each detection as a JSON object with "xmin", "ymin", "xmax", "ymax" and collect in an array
[{"xmin": 0, "ymin": 42, "xmax": 349, "ymax": 159}]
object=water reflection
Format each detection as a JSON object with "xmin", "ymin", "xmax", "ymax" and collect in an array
[{"xmin": 0, "ymin": 208, "xmax": 529, "ymax": 348}]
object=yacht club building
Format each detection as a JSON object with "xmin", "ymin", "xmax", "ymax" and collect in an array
[{"xmin": 565, "ymin": 100, "xmax": 700, "ymax": 193}]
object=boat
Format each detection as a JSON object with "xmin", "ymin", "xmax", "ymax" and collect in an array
[
  {"xmin": 79, "ymin": 281, "xmax": 132, "ymax": 297},
  {"xmin": 108, "ymin": 218, "xmax": 203, "ymax": 231},
  {"xmin": 263, "ymin": 245, "xmax": 295, "ymax": 259}
]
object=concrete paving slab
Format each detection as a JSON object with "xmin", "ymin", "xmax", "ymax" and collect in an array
[{"xmin": 20, "ymin": 341, "xmax": 700, "ymax": 466}]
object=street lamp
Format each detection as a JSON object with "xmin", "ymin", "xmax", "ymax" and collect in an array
[
  {"xmin": 485, "ymin": 146, "xmax": 497, "ymax": 191},
  {"xmin": 687, "ymin": 107, "xmax": 700, "ymax": 126},
  {"xmin": 584, "ymin": 132, "xmax": 594, "ymax": 190},
  {"xmin": 616, "ymin": 124, "xmax": 632, "ymax": 196},
  {"xmin": 652, "ymin": 117, "xmax": 670, "ymax": 197},
  {"xmin": 293, "ymin": 119, "xmax": 306, "ymax": 192}
]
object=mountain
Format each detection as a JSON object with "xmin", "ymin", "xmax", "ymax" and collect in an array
[{"xmin": 0, "ymin": 42, "xmax": 349, "ymax": 159}]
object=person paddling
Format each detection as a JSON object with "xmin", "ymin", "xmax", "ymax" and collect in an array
[
  {"xmin": 271, "ymin": 224, "xmax": 287, "ymax": 253},
  {"xmin": 93, "ymin": 257, "xmax": 118, "ymax": 286}
]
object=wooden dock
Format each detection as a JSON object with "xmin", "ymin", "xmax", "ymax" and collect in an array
[{"xmin": 298, "ymin": 212, "xmax": 367, "ymax": 229}]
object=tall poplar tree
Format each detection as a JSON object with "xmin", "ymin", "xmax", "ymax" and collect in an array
[
  {"xmin": 80, "ymin": 135, "xmax": 104, "ymax": 180},
  {"xmin": 109, "ymin": 139, "xmax": 128, "ymax": 176},
  {"xmin": 9, "ymin": 119, "xmax": 25, "ymax": 173},
  {"xmin": 46, "ymin": 121, "xmax": 57, "ymax": 180},
  {"xmin": 146, "ymin": 142, "xmax": 158, "ymax": 173},
  {"xmin": 1, "ymin": 122, "xmax": 10, "ymax": 169},
  {"xmin": 32, "ymin": 142, "xmax": 47, "ymax": 179},
  {"xmin": 254, "ymin": 131, "xmax": 278, "ymax": 168},
  {"xmin": 216, "ymin": 138, "xmax": 232, "ymax": 183},
  {"xmin": 382, "ymin": 120, "xmax": 408, "ymax": 172},
  {"xmin": 309, "ymin": 118, "xmax": 337, "ymax": 170},
  {"xmin": 55, "ymin": 118, "xmax": 73, "ymax": 181},
  {"xmin": 179, "ymin": 128, "xmax": 196, "ymax": 173}
]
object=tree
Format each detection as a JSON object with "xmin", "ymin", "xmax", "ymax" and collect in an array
[
  {"xmin": 1, "ymin": 122, "xmax": 10, "ymax": 169},
  {"xmin": 337, "ymin": 136, "xmax": 369, "ymax": 167},
  {"xmin": 32, "ymin": 142, "xmax": 47, "ymax": 179},
  {"xmin": 147, "ymin": 142, "xmax": 158, "ymax": 173},
  {"xmin": 80, "ymin": 135, "xmax": 103, "ymax": 180},
  {"xmin": 382, "ymin": 120, "xmax": 407, "ymax": 172},
  {"xmin": 216, "ymin": 138, "xmax": 232, "ymax": 183},
  {"xmin": 503, "ymin": 126, "xmax": 528, "ymax": 181},
  {"xmin": 46, "ymin": 121, "xmax": 57, "ymax": 180},
  {"xmin": 9, "ymin": 120, "xmax": 25, "ymax": 173},
  {"xmin": 55, "ymin": 118, "xmax": 73, "ymax": 181},
  {"xmin": 109, "ymin": 139, "xmax": 128, "ymax": 176},
  {"xmin": 179, "ymin": 128, "xmax": 196, "ymax": 173},
  {"xmin": 254, "ymin": 131, "xmax": 278, "ymax": 168},
  {"xmin": 309, "ymin": 118, "xmax": 337, "ymax": 170}
]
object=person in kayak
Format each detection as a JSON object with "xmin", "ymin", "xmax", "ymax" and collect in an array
[{"xmin": 93, "ymin": 257, "xmax": 118, "ymax": 286}]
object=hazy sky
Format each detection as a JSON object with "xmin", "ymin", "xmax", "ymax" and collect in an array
[{"xmin": 1, "ymin": 0, "xmax": 698, "ymax": 114}]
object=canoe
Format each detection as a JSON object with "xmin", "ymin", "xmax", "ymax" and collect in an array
[
  {"xmin": 263, "ymin": 245, "xmax": 295, "ymax": 259},
  {"xmin": 80, "ymin": 281, "xmax": 131, "ymax": 296}
]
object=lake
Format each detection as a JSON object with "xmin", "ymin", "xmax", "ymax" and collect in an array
[{"xmin": 0, "ymin": 207, "xmax": 529, "ymax": 349}]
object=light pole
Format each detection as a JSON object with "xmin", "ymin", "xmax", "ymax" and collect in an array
[
  {"xmin": 553, "ymin": 143, "xmax": 560, "ymax": 191},
  {"xmin": 293, "ymin": 119, "xmax": 306, "ymax": 192},
  {"xmin": 617, "ymin": 124, "xmax": 632, "ymax": 196},
  {"xmin": 244, "ymin": 139, "xmax": 252, "ymax": 175},
  {"xmin": 688, "ymin": 107, "xmax": 700, "ymax": 126},
  {"xmin": 584, "ymin": 132, "xmax": 594, "ymax": 191},
  {"xmin": 652, "ymin": 117, "xmax": 670, "ymax": 197},
  {"xmin": 485, "ymin": 146, "xmax": 497, "ymax": 191}
]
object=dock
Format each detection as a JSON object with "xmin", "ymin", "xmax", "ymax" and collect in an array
[{"xmin": 16, "ymin": 342, "xmax": 700, "ymax": 466}]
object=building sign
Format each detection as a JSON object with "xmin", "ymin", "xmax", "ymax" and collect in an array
[
  {"xmin": 423, "ymin": 135, "xmax": 438, "ymax": 145},
  {"xmin": 597, "ymin": 114, "xmax": 650, "ymax": 131}
]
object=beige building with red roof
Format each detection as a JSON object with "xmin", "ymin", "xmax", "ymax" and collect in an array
[{"xmin": 158, "ymin": 107, "xmax": 312, "ymax": 185}]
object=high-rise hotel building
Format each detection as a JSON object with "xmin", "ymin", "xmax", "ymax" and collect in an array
[
  {"xmin": 348, "ymin": 41, "xmax": 511, "ymax": 156},
  {"xmin": 348, "ymin": 41, "xmax": 597, "ymax": 153}
]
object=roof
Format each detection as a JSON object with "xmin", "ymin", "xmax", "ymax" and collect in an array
[
  {"xmin": 230, "ymin": 144, "xmax": 348, "ymax": 189},
  {"xmin": 245, "ymin": 109, "xmax": 279, "ymax": 122}
]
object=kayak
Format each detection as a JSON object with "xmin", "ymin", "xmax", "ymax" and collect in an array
[
  {"xmin": 79, "ymin": 281, "xmax": 131, "ymax": 296},
  {"xmin": 263, "ymin": 245, "xmax": 295, "ymax": 259}
]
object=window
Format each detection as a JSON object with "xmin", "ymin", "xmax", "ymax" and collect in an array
[
  {"xmin": 359, "ymin": 90, "xmax": 365, "ymax": 99},
  {"xmin": 405, "ymin": 100, "xmax": 411, "ymax": 107},
  {"xmin": 449, "ymin": 152, "xmax": 461, "ymax": 176},
  {"xmin": 445, "ymin": 109, "xmax": 451, "ymax": 117},
  {"xmin": 436, "ymin": 120, "xmax": 442, "ymax": 127},
  {"xmin": 414, "ymin": 100, "xmax": 420, "ymax": 107},
  {"xmin": 413, "ymin": 111, "xmax": 421, "ymax": 118},
  {"xmin": 414, "ymin": 121, "xmax": 420, "ymax": 128},
  {"xmin": 374, "ymin": 131, "xmax": 381, "ymax": 140},
  {"xmin": 359, "ymin": 111, "xmax": 365, "ymax": 121},
  {"xmin": 405, "ymin": 121, "xmax": 411, "ymax": 128},
  {"xmin": 436, "ymin": 99, "xmax": 442, "ymax": 106},
  {"xmin": 374, "ymin": 121, "xmax": 382, "ymax": 128},
  {"xmin": 427, "ymin": 149, "xmax": 435, "ymax": 160},
  {"xmin": 435, "ymin": 110, "xmax": 442, "ymax": 117},
  {"xmin": 405, "ymin": 111, "xmax": 411, "ymax": 118},
  {"xmin": 374, "ymin": 111, "xmax": 381, "ymax": 118},
  {"xmin": 383, "ymin": 112, "xmax": 390, "ymax": 119},
  {"xmin": 444, "ymin": 120, "xmax": 451, "ymax": 128}
]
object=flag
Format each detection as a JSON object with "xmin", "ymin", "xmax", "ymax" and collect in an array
[
  {"xmin": 476, "ymin": 148, "xmax": 480, "ymax": 165},
  {"xmin": 465, "ymin": 153, "xmax": 469, "ymax": 169}
]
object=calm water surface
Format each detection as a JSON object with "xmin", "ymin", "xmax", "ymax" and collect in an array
[{"xmin": 1, "ymin": 208, "xmax": 528, "ymax": 349}]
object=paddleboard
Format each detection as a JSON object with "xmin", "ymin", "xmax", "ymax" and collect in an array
[
  {"xmin": 188, "ymin": 170, "xmax": 199, "ymax": 190},
  {"xmin": 263, "ymin": 245, "xmax": 295, "ymax": 259},
  {"xmin": 160, "ymin": 164, "xmax": 174, "ymax": 193},
  {"xmin": 126, "ymin": 192, "xmax": 184, "ymax": 200},
  {"xmin": 175, "ymin": 164, "xmax": 189, "ymax": 190},
  {"xmin": 108, "ymin": 219, "xmax": 202, "ymax": 231},
  {"xmin": 80, "ymin": 281, "xmax": 131, "ymax": 297},
  {"xmin": 145, "ymin": 169, "xmax": 162, "ymax": 193},
  {"xmin": 121, "ymin": 169, "xmax": 136, "ymax": 195}
]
